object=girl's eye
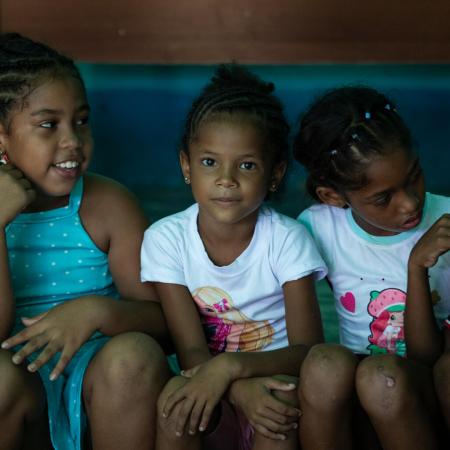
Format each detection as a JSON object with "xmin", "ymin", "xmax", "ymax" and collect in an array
[
  {"xmin": 76, "ymin": 116, "xmax": 89, "ymax": 126},
  {"xmin": 240, "ymin": 161, "xmax": 256, "ymax": 170},
  {"xmin": 39, "ymin": 121, "xmax": 56, "ymax": 129},
  {"xmin": 201, "ymin": 158, "xmax": 215, "ymax": 167},
  {"xmin": 373, "ymin": 194, "xmax": 391, "ymax": 207}
]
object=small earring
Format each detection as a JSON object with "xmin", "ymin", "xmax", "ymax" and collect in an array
[
  {"xmin": 0, "ymin": 150, "xmax": 9, "ymax": 165},
  {"xmin": 184, "ymin": 176, "xmax": 191, "ymax": 185},
  {"xmin": 270, "ymin": 183, "xmax": 277, "ymax": 192}
]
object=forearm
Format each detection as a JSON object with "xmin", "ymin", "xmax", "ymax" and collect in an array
[
  {"xmin": 405, "ymin": 265, "xmax": 442, "ymax": 364},
  {"xmin": 224, "ymin": 343, "xmax": 312, "ymax": 380},
  {"xmin": 90, "ymin": 296, "xmax": 171, "ymax": 347},
  {"xmin": 0, "ymin": 229, "xmax": 15, "ymax": 341}
]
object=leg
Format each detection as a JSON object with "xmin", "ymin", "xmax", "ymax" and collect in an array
[
  {"xmin": 356, "ymin": 354, "xmax": 440, "ymax": 450},
  {"xmin": 83, "ymin": 332, "xmax": 170, "ymax": 450},
  {"xmin": 433, "ymin": 351, "xmax": 450, "ymax": 430},
  {"xmin": 298, "ymin": 344, "xmax": 358, "ymax": 450},
  {"xmin": 252, "ymin": 375, "xmax": 299, "ymax": 450},
  {"xmin": 156, "ymin": 376, "xmax": 202, "ymax": 450},
  {"xmin": 0, "ymin": 349, "xmax": 51, "ymax": 450}
]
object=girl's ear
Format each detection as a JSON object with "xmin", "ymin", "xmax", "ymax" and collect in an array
[
  {"xmin": 316, "ymin": 186, "xmax": 347, "ymax": 208},
  {"xmin": 270, "ymin": 160, "xmax": 287, "ymax": 191},
  {"xmin": 179, "ymin": 150, "xmax": 191, "ymax": 183},
  {"xmin": 0, "ymin": 122, "xmax": 8, "ymax": 149}
]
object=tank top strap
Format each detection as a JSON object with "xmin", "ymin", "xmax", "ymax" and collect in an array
[
  {"xmin": 69, "ymin": 176, "xmax": 84, "ymax": 213},
  {"xmin": 11, "ymin": 176, "xmax": 84, "ymax": 224}
]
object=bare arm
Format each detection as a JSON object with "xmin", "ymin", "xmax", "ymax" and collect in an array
[
  {"xmin": 405, "ymin": 214, "xmax": 450, "ymax": 365},
  {"xmin": 0, "ymin": 229, "xmax": 14, "ymax": 341},
  {"xmin": 1, "ymin": 175, "xmax": 171, "ymax": 379},
  {"xmin": 224, "ymin": 274, "xmax": 324, "ymax": 379},
  {"xmin": 155, "ymin": 282, "xmax": 211, "ymax": 369},
  {"xmin": 174, "ymin": 274, "xmax": 323, "ymax": 435},
  {"xmin": 0, "ymin": 164, "xmax": 35, "ymax": 340},
  {"xmin": 80, "ymin": 174, "xmax": 170, "ymax": 344}
]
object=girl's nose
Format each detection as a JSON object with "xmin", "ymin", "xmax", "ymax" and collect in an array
[
  {"xmin": 60, "ymin": 128, "xmax": 82, "ymax": 150},
  {"xmin": 216, "ymin": 167, "xmax": 238, "ymax": 188},
  {"xmin": 398, "ymin": 189, "xmax": 419, "ymax": 213}
]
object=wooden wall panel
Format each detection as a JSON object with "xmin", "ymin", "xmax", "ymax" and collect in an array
[{"xmin": 1, "ymin": 0, "xmax": 450, "ymax": 63}]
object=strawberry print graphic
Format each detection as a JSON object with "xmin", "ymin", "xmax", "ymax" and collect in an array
[{"xmin": 367, "ymin": 288, "xmax": 406, "ymax": 356}]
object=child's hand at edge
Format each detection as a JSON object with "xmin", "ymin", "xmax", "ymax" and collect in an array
[
  {"xmin": 163, "ymin": 353, "xmax": 235, "ymax": 436},
  {"xmin": 1, "ymin": 296, "xmax": 108, "ymax": 380},
  {"xmin": 409, "ymin": 214, "xmax": 450, "ymax": 270},
  {"xmin": 0, "ymin": 164, "xmax": 35, "ymax": 226},
  {"xmin": 227, "ymin": 376, "xmax": 300, "ymax": 440}
]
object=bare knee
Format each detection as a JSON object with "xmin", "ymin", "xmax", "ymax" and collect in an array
[
  {"xmin": 356, "ymin": 354, "xmax": 413, "ymax": 419},
  {"xmin": 84, "ymin": 332, "xmax": 170, "ymax": 406},
  {"xmin": 299, "ymin": 344, "xmax": 357, "ymax": 411}
]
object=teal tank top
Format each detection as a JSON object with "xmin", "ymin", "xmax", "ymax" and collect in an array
[{"xmin": 6, "ymin": 176, "xmax": 117, "ymax": 327}]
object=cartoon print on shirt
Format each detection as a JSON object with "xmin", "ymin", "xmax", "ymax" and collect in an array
[
  {"xmin": 367, "ymin": 288, "xmax": 406, "ymax": 356},
  {"xmin": 192, "ymin": 286, "xmax": 274, "ymax": 354}
]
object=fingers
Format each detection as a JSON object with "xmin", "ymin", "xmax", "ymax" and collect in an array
[
  {"xmin": 26, "ymin": 343, "xmax": 59, "ymax": 372},
  {"xmin": 265, "ymin": 394, "xmax": 301, "ymax": 419},
  {"xmin": 199, "ymin": 402, "xmax": 214, "ymax": 432},
  {"xmin": 163, "ymin": 387, "xmax": 187, "ymax": 419},
  {"xmin": 10, "ymin": 333, "xmax": 48, "ymax": 364},
  {"xmin": 187, "ymin": 399, "xmax": 205, "ymax": 434},
  {"xmin": 250, "ymin": 420, "xmax": 290, "ymax": 440},
  {"xmin": 1, "ymin": 327, "xmax": 33, "ymax": 349},
  {"xmin": 21, "ymin": 312, "xmax": 48, "ymax": 327},
  {"xmin": 175, "ymin": 397, "xmax": 195, "ymax": 436},
  {"xmin": 263, "ymin": 378, "xmax": 296, "ymax": 392},
  {"xmin": 49, "ymin": 346, "xmax": 78, "ymax": 380}
]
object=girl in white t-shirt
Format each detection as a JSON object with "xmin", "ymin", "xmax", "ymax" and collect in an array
[
  {"xmin": 294, "ymin": 86, "xmax": 449, "ymax": 449},
  {"xmin": 140, "ymin": 64, "xmax": 327, "ymax": 450}
]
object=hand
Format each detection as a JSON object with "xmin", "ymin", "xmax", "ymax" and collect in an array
[
  {"xmin": 0, "ymin": 164, "xmax": 35, "ymax": 226},
  {"xmin": 228, "ymin": 377, "xmax": 300, "ymax": 440},
  {"xmin": 409, "ymin": 214, "xmax": 450, "ymax": 270},
  {"xmin": 1, "ymin": 296, "xmax": 104, "ymax": 380},
  {"xmin": 163, "ymin": 354, "xmax": 234, "ymax": 436}
]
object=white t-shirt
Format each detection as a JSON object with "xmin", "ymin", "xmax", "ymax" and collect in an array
[
  {"xmin": 298, "ymin": 193, "xmax": 450, "ymax": 356},
  {"xmin": 141, "ymin": 204, "xmax": 327, "ymax": 354}
]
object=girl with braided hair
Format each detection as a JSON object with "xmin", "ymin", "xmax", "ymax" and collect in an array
[
  {"xmin": 294, "ymin": 86, "xmax": 449, "ymax": 449},
  {"xmin": 0, "ymin": 33, "xmax": 171, "ymax": 450},
  {"xmin": 140, "ymin": 64, "xmax": 327, "ymax": 450}
]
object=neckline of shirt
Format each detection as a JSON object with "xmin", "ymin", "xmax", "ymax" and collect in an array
[{"xmin": 189, "ymin": 204, "xmax": 269, "ymax": 273}]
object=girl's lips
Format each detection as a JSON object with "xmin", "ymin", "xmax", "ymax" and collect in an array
[
  {"xmin": 52, "ymin": 165, "xmax": 80, "ymax": 179},
  {"xmin": 401, "ymin": 213, "xmax": 422, "ymax": 230}
]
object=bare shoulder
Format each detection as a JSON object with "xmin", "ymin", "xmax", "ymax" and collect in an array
[{"xmin": 80, "ymin": 173, "xmax": 149, "ymax": 251}]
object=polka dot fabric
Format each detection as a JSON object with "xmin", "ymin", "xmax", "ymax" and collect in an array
[{"xmin": 5, "ymin": 176, "xmax": 118, "ymax": 450}]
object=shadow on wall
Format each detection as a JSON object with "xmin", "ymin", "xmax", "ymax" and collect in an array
[{"xmin": 80, "ymin": 64, "xmax": 450, "ymax": 222}]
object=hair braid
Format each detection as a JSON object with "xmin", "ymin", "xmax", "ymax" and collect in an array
[{"xmin": 0, "ymin": 33, "xmax": 83, "ymax": 126}]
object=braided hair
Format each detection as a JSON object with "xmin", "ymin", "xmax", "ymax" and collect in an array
[
  {"xmin": 293, "ymin": 86, "xmax": 413, "ymax": 202},
  {"xmin": 182, "ymin": 64, "xmax": 289, "ymax": 166},
  {"xmin": 0, "ymin": 33, "xmax": 83, "ymax": 127}
]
